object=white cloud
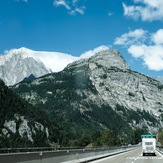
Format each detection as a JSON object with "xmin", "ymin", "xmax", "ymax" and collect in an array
[
  {"xmin": 114, "ymin": 29, "xmax": 148, "ymax": 46},
  {"xmin": 152, "ymin": 29, "xmax": 163, "ymax": 45},
  {"xmin": 69, "ymin": 6, "xmax": 85, "ymax": 15},
  {"xmin": 32, "ymin": 51, "xmax": 78, "ymax": 72},
  {"xmin": 128, "ymin": 44, "xmax": 163, "ymax": 71},
  {"xmin": 53, "ymin": 0, "xmax": 86, "ymax": 15},
  {"xmin": 115, "ymin": 28, "xmax": 163, "ymax": 71},
  {"xmin": 53, "ymin": 0, "xmax": 71, "ymax": 10},
  {"xmin": 127, "ymin": 45, "xmax": 146, "ymax": 58},
  {"xmin": 80, "ymin": 45, "xmax": 110, "ymax": 58},
  {"xmin": 123, "ymin": 0, "xmax": 163, "ymax": 21}
]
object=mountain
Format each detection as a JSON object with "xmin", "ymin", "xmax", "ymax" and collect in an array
[
  {"xmin": 0, "ymin": 47, "xmax": 78, "ymax": 85},
  {"xmin": 21, "ymin": 74, "xmax": 36, "ymax": 83},
  {"xmin": 0, "ymin": 79, "xmax": 61, "ymax": 148},
  {"xmin": 12, "ymin": 49, "xmax": 163, "ymax": 145},
  {"xmin": 154, "ymin": 76, "xmax": 163, "ymax": 83}
]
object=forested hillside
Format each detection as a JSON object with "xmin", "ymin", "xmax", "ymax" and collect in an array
[{"xmin": 0, "ymin": 79, "xmax": 60, "ymax": 147}]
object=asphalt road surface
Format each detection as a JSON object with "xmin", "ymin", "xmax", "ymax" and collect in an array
[{"xmin": 90, "ymin": 148, "xmax": 163, "ymax": 163}]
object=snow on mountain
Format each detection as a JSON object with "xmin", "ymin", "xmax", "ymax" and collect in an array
[
  {"xmin": 0, "ymin": 47, "xmax": 79, "ymax": 85},
  {"xmin": 0, "ymin": 46, "xmax": 109, "ymax": 86},
  {"xmin": 0, "ymin": 47, "xmax": 79, "ymax": 72}
]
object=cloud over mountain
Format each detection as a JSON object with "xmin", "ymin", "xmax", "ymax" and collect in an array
[
  {"xmin": 80, "ymin": 45, "xmax": 109, "ymax": 58},
  {"xmin": 114, "ymin": 28, "xmax": 163, "ymax": 71},
  {"xmin": 0, "ymin": 45, "xmax": 109, "ymax": 85}
]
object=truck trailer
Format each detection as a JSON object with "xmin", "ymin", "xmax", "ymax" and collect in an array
[{"xmin": 142, "ymin": 137, "xmax": 156, "ymax": 156}]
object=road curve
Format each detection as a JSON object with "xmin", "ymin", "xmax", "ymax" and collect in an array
[{"xmin": 90, "ymin": 148, "xmax": 163, "ymax": 163}]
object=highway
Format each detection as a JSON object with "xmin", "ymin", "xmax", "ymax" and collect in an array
[{"xmin": 91, "ymin": 148, "xmax": 163, "ymax": 163}]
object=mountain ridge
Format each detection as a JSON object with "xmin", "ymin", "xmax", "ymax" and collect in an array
[
  {"xmin": 0, "ymin": 47, "xmax": 78, "ymax": 85},
  {"xmin": 12, "ymin": 49, "xmax": 163, "ymax": 145},
  {"xmin": 1, "ymin": 47, "xmax": 162, "ymax": 86}
]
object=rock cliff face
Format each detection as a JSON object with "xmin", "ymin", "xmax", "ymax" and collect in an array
[
  {"xmin": 67, "ymin": 50, "xmax": 163, "ymax": 115},
  {"xmin": 3, "ymin": 115, "xmax": 49, "ymax": 142},
  {"xmin": 12, "ymin": 50, "xmax": 163, "ymax": 137}
]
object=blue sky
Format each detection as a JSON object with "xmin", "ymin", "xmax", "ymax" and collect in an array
[{"xmin": 0, "ymin": 0, "xmax": 163, "ymax": 77}]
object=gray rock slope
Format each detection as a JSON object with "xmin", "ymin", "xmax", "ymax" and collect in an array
[{"xmin": 13, "ymin": 50, "xmax": 163, "ymax": 135}]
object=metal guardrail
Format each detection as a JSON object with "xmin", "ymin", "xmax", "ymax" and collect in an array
[
  {"xmin": 0, "ymin": 146, "xmax": 133, "ymax": 154},
  {"xmin": 0, "ymin": 145, "xmax": 138, "ymax": 163},
  {"xmin": 0, "ymin": 147, "xmax": 56, "ymax": 154}
]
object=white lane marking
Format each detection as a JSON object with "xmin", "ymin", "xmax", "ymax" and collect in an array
[
  {"xmin": 131, "ymin": 154, "xmax": 141, "ymax": 163},
  {"xmin": 156, "ymin": 149, "xmax": 163, "ymax": 157},
  {"xmin": 131, "ymin": 150, "xmax": 163, "ymax": 163},
  {"xmin": 91, "ymin": 148, "xmax": 139, "ymax": 163}
]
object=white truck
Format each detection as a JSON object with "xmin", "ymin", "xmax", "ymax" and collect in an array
[{"xmin": 142, "ymin": 137, "xmax": 156, "ymax": 156}]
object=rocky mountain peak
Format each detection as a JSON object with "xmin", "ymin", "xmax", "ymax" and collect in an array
[
  {"xmin": 89, "ymin": 50, "xmax": 130, "ymax": 70},
  {"xmin": 7, "ymin": 47, "xmax": 32, "ymax": 55},
  {"xmin": 0, "ymin": 47, "xmax": 32, "ymax": 65},
  {"xmin": 0, "ymin": 48, "xmax": 49, "ymax": 86},
  {"xmin": 67, "ymin": 50, "xmax": 130, "ymax": 71}
]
